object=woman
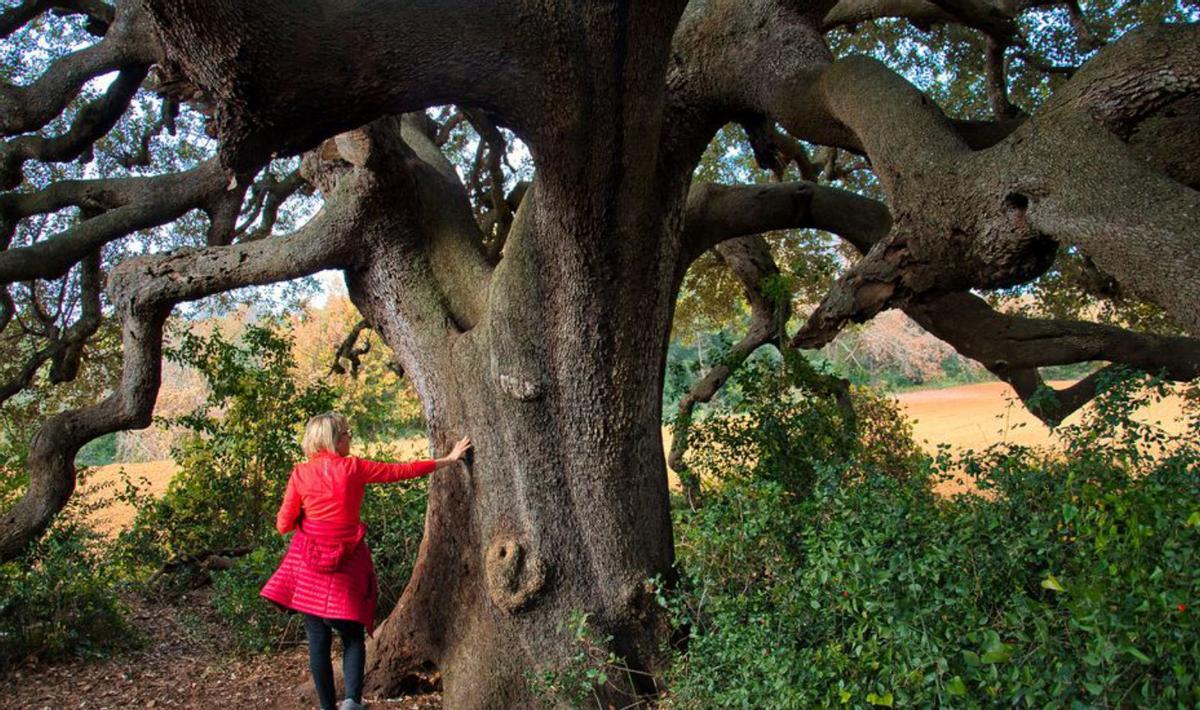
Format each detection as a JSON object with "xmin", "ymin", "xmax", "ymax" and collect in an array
[{"xmin": 261, "ymin": 412, "xmax": 471, "ymax": 710}]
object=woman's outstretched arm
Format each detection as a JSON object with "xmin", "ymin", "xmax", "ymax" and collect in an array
[
  {"xmin": 354, "ymin": 436, "xmax": 472, "ymax": 484},
  {"xmin": 354, "ymin": 457, "xmax": 438, "ymax": 484}
]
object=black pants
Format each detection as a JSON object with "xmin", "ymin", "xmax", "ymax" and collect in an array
[{"xmin": 302, "ymin": 613, "xmax": 366, "ymax": 709}]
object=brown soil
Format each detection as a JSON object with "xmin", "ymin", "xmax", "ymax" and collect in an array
[
  {"xmin": 894, "ymin": 380, "xmax": 1190, "ymax": 495},
  {"xmin": 0, "ymin": 588, "xmax": 441, "ymax": 709}
]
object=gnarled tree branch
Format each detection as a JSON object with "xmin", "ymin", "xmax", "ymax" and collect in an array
[
  {"xmin": 0, "ymin": 0, "xmax": 114, "ymax": 40},
  {"xmin": 0, "ymin": 66, "xmax": 148, "ymax": 190},
  {"xmin": 667, "ymin": 234, "xmax": 788, "ymax": 505},
  {"xmin": 0, "ymin": 158, "xmax": 379, "ymax": 561},
  {"xmin": 689, "ymin": 179, "xmax": 1200, "ymax": 427},
  {"xmin": 770, "ymin": 24, "xmax": 1200, "ymax": 345},
  {"xmin": 0, "ymin": 0, "xmax": 157, "ymax": 137},
  {"xmin": 0, "ymin": 159, "xmax": 235, "ymax": 284}
]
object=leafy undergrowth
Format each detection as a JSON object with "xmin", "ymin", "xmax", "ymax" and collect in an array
[
  {"xmin": 664, "ymin": 367, "xmax": 1200, "ymax": 707},
  {"xmin": 0, "ymin": 322, "xmax": 438, "ymax": 704}
]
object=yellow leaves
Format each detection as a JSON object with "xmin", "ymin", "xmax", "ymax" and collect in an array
[{"xmin": 1040, "ymin": 573, "xmax": 1066, "ymax": 593}]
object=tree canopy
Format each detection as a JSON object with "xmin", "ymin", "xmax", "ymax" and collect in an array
[{"xmin": 2, "ymin": 0, "xmax": 1199, "ymax": 703}]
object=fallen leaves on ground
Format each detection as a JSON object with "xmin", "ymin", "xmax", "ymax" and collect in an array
[{"xmin": 0, "ymin": 589, "xmax": 441, "ymax": 709}]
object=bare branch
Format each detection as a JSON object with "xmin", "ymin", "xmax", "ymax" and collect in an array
[
  {"xmin": 464, "ymin": 110, "xmax": 514, "ymax": 248},
  {"xmin": 114, "ymin": 95, "xmax": 179, "ymax": 170},
  {"xmin": 925, "ymin": 0, "xmax": 1019, "ymax": 40},
  {"xmin": 766, "ymin": 24, "xmax": 1200, "ymax": 344},
  {"xmin": 330, "ymin": 319, "xmax": 371, "ymax": 378},
  {"xmin": 1064, "ymin": 0, "xmax": 1101, "ymax": 51},
  {"xmin": 1045, "ymin": 24, "xmax": 1200, "ymax": 139},
  {"xmin": 905, "ymin": 292, "xmax": 1200, "ymax": 425},
  {"xmin": 0, "ymin": 0, "xmax": 114, "ymax": 40},
  {"xmin": 680, "ymin": 179, "xmax": 891, "ymax": 267},
  {"xmin": 681, "ymin": 170, "xmax": 1199, "ymax": 426},
  {"xmin": 0, "ymin": 250, "xmax": 102, "ymax": 405},
  {"xmin": 0, "ymin": 286, "xmax": 12, "ymax": 332},
  {"xmin": 741, "ymin": 117, "xmax": 819, "ymax": 181},
  {"xmin": 984, "ymin": 37, "xmax": 1020, "ymax": 119},
  {"xmin": 1014, "ymin": 50, "xmax": 1077, "ymax": 77},
  {"xmin": 667, "ymin": 234, "xmax": 789, "ymax": 503},
  {"xmin": 0, "ymin": 161, "xmax": 379, "ymax": 560},
  {"xmin": 234, "ymin": 169, "xmax": 308, "ymax": 243},
  {"xmin": 823, "ymin": 0, "xmax": 956, "ymax": 31},
  {"xmin": 434, "ymin": 110, "xmax": 466, "ymax": 147}
]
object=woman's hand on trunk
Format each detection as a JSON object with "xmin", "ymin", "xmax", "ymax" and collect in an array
[{"xmin": 435, "ymin": 436, "xmax": 472, "ymax": 469}]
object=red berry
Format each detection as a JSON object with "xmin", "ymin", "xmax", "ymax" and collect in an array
[
  {"xmin": 1178, "ymin": 603, "xmax": 1187, "ymax": 613},
  {"xmin": 842, "ymin": 591, "xmax": 850, "ymax": 598}
]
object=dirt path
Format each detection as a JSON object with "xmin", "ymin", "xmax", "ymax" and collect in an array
[{"xmin": 0, "ymin": 588, "xmax": 441, "ymax": 709}]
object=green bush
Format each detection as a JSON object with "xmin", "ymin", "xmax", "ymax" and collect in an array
[
  {"xmin": 679, "ymin": 349, "xmax": 924, "ymax": 500},
  {"xmin": 664, "ymin": 371, "xmax": 1200, "ymax": 707},
  {"xmin": 108, "ymin": 323, "xmax": 433, "ymax": 652},
  {"xmin": 75, "ymin": 432, "xmax": 117, "ymax": 467},
  {"xmin": 359, "ymin": 447, "xmax": 430, "ymax": 613},
  {"xmin": 210, "ymin": 536, "xmax": 303, "ymax": 652},
  {"xmin": 116, "ymin": 322, "xmax": 337, "ymax": 570},
  {"xmin": 0, "ymin": 473, "xmax": 138, "ymax": 667}
]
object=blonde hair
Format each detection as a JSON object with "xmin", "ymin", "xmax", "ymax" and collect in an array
[{"xmin": 302, "ymin": 412, "xmax": 350, "ymax": 457}]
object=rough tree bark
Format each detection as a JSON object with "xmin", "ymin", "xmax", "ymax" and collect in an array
[{"xmin": 2, "ymin": 0, "xmax": 1200, "ymax": 706}]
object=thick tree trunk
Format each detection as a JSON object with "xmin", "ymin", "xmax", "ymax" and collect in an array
[
  {"xmin": 350, "ymin": 215, "xmax": 681, "ymax": 705},
  {"xmin": 338, "ymin": 118, "xmax": 691, "ymax": 705}
]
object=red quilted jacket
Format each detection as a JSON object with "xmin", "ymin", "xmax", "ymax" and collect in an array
[{"xmin": 260, "ymin": 451, "xmax": 436, "ymax": 631}]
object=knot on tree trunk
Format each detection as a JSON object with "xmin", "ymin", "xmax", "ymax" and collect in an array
[
  {"xmin": 490, "ymin": 344, "xmax": 547, "ymax": 401},
  {"xmin": 496, "ymin": 373, "xmax": 544, "ymax": 400},
  {"xmin": 972, "ymin": 190, "xmax": 1059, "ymax": 288},
  {"xmin": 485, "ymin": 531, "xmax": 548, "ymax": 614}
]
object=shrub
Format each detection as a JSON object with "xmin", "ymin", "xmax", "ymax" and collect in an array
[
  {"xmin": 360, "ymin": 451, "xmax": 430, "ymax": 613},
  {"xmin": 75, "ymin": 432, "xmax": 118, "ymax": 467},
  {"xmin": 679, "ymin": 348, "xmax": 925, "ymax": 500},
  {"xmin": 527, "ymin": 610, "xmax": 641, "ymax": 706},
  {"xmin": 116, "ymin": 322, "xmax": 337, "ymax": 568},
  {"xmin": 664, "ymin": 370, "xmax": 1200, "ymax": 707},
  {"xmin": 210, "ymin": 536, "xmax": 303, "ymax": 653},
  {"xmin": 0, "ymin": 473, "xmax": 138, "ymax": 668}
]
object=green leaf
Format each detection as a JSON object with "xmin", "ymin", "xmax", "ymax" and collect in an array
[
  {"xmin": 981, "ymin": 640, "xmax": 1014, "ymax": 664},
  {"xmin": 866, "ymin": 691, "xmax": 894, "ymax": 707},
  {"xmin": 1186, "ymin": 511, "xmax": 1200, "ymax": 528},
  {"xmin": 947, "ymin": 676, "xmax": 967, "ymax": 696},
  {"xmin": 1041, "ymin": 574, "xmax": 1067, "ymax": 593},
  {"xmin": 1124, "ymin": 645, "xmax": 1152, "ymax": 663},
  {"xmin": 1083, "ymin": 681, "xmax": 1104, "ymax": 695},
  {"xmin": 839, "ymin": 689, "xmax": 852, "ymax": 704}
]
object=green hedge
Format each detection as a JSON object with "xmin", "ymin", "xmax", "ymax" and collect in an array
[
  {"xmin": 0, "ymin": 474, "xmax": 139, "ymax": 667},
  {"xmin": 664, "ymin": 370, "xmax": 1199, "ymax": 707}
]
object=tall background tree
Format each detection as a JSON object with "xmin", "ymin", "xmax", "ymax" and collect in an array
[{"xmin": 1, "ymin": 0, "xmax": 1198, "ymax": 705}]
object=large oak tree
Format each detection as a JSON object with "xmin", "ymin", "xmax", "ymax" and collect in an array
[{"xmin": 2, "ymin": 0, "xmax": 1199, "ymax": 705}]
